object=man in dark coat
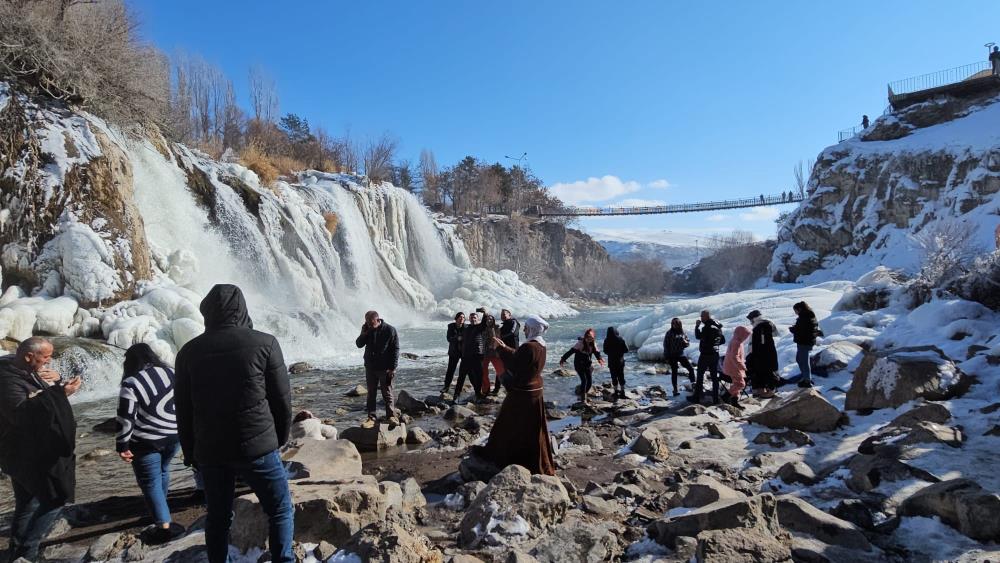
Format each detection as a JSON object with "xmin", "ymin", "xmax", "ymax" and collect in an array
[
  {"xmin": 442, "ymin": 312, "xmax": 465, "ymax": 396},
  {"xmin": 0, "ymin": 337, "xmax": 81, "ymax": 562},
  {"xmin": 355, "ymin": 310, "xmax": 400, "ymax": 425},
  {"xmin": 500, "ymin": 309, "xmax": 521, "ymax": 349},
  {"xmin": 691, "ymin": 310, "xmax": 725, "ymax": 404},
  {"xmin": 455, "ymin": 311, "xmax": 485, "ymax": 403},
  {"xmin": 175, "ymin": 284, "xmax": 293, "ymax": 563},
  {"xmin": 747, "ymin": 309, "xmax": 780, "ymax": 398}
]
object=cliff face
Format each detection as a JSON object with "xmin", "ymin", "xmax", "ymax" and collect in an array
[
  {"xmin": 770, "ymin": 93, "xmax": 1000, "ymax": 283},
  {"xmin": 454, "ymin": 216, "xmax": 610, "ymax": 295},
  {"xmin": 0, "ymin": 82, "xmax": 153, "ymax": 307}
]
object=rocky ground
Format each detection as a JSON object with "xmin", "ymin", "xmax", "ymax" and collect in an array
[{"xmin": 12, "ymin": 349, "xmax": 1000, "ymax": 562}]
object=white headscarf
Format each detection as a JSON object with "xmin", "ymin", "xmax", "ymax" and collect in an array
[{"xmin": 523, "ymin": 315, "xmax": 550, "ymax": 347}]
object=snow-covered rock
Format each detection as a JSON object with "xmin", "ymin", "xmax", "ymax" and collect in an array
[{"xmin": 771, "ymin": 94, "xmax": 1000, "ymax": 284}]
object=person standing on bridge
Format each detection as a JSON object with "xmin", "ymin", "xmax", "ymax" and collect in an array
[
  {"xmin": 991, "ymin": 46, "xmax": 1000, "ymax": 76},
  {"xmin": 759, "ymin": 194, "xmax": 765, "ymax": 204},
  {"xmin": 862, "ymin": 115, "xmax": 870, "ymax": 129}
]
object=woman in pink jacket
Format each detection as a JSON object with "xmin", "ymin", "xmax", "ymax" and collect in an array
[{"xmin": 722, "ymin": 326, "xmax": 751, "ymax": 408}]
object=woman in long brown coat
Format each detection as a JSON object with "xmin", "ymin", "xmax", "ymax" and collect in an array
[{"xmin": 474, "ymin": 315, "xmax": 556, "ymax": 476}]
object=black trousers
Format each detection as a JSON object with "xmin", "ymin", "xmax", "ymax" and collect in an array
[
  {"xmin": 668, "ymin": 355, "xmax": 695, "ymax": 391},
  {"xmin": 695, "ymin": 352, "xmax": 720, "ymax": 403},
  {"xmin": 443, "ymin": 353, "xmax": 462, "ymax": 391},
  {"xmin": 576, "ymin": 364, "xmax": 594, "ymax": 397},
  {"xmin": 609, "ymin": 361, "xmax": 625, "ymax": 388},
  {"xmin": 455, "ymin": 354, "xmax": 483, "ymax": 399}
]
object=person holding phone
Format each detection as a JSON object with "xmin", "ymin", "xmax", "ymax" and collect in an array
[
  {"xmin": 355, "ymin": 310, "xmax": 400, "ymax": 427},
  {"xmin": 0, "ymin": 337, "xmax": 80, "ymax": 562}
]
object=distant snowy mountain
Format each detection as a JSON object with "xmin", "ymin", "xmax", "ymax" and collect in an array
[{"xmin": 588, "ymin": 228, "xmax": 707, "ymax": 268}]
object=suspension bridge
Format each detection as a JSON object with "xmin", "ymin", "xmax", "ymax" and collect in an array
[{"xmin": 535, "ymin": 192, "xmax": 804, "ymax": 217}]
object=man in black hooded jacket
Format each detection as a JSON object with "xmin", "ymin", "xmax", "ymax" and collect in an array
[{"xmin": 175, "ymin": 284, "xmax": 293, "ymax": 563}]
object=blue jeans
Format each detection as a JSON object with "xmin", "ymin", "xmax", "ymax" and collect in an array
[
  {"xmin": 199, "ymin": 450, "xmax": 293, "ymax": 563},
  {"xmin": 131, "ymin": 442, "xmax": 179, "ymax": 526},
  {"xmin": 8, "ymin": 479, "xmax": 64, "ymax": 562},
  {"xmin": 797, "ymin": 344, "xmax": 813, "ymax": 384}
]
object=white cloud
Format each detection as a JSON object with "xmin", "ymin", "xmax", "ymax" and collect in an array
[
  {"xmin": 739, "ymin": 206, "xmax": 781, "ymax": 222},
  {"xmin": 647, "ymin": 179, "xmax": 671, "ymax": 189},
  {"xmin": 548, "ymin": 175, "xmax": 641, "ymax": 205},
  {"xmin": 706, "ymin": 214, "xmax": 731, "ymax": 222},
  {"xmin": 613, "ymin": 198, "xmax": 667, "ymax": 207}
]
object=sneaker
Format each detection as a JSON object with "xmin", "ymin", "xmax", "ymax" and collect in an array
[
  {"xmin": 142, "ymin": 523, "xmax": 185, "ymax": 545},
  {"xmin": 672, "ymin": 389, "xmax": 680, "ymax": 397},
  {"xmin": 386, "ymin": 416, "xmax": 400, "ymax": 427},
  {"xmin": 362, "ymin": 415, "xmax": 377, "ymax": 429},
  {"xmin": 797, "ymin": 379, "xmax": 813, "ymax": 388}
]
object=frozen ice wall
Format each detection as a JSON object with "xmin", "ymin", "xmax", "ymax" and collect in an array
[{"xmin": 113, "ymin": 137, "xmax": 574, "ymax": 367}]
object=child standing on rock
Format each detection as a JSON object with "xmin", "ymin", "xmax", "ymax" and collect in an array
[{"xmin": 721, "ymin": 326, "xmax": 751, "ymax": 408}]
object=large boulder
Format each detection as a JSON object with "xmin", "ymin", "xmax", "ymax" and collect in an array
[
  {"xmin": 888, "ymin": 402, "xmax": 951, "ymax": 428},
  {"xmin": 776, "ymin": 462, "xmax": 817, "ymax": 485},
  {"xmin": 776, "ymin": 495, "xmax": 872, "ymax": 551},
  {"xmin": 676, "ymin": 475, "xmax": 746, "ymax": 508},
  {"xmin": 341, "ymin": 423, "xmax": 407, "ymax": 451},
  {"xmin": 632, "ymin": 427, "xmax": 669, "ymax": 459},
  {"xmin": 459, "ymin": 465, "xmax": 571, "ymax": 548},
  {"xmin": 898, "ymin": 479, "xmax": 1000, "ymax": 542},
  {"xmin": 810, "ymin": 341, "xmax": 864, "ymax": 376},
  {"xmin": 845, "ymin": 454, "xmax": 939, "ymax": 493},
  {"xmin": 232, "ymin": 476, "xmax": 389, "ymax": 549},
  {"xmin": 696, "ymin": 528, "xmax": 792, "ymax": 563},
  {"xmin": 283, "ymin": 439, "xmax": 362, "ymax": 481},
  {"xmin": 857, "ymin": 421, "xmax": 964, "ymax": 458},
  {"xmin": 846, "ymin": 347, "xmax": 973, "ymax": 411},
  {"xmin": 529, "ymin": 517, "xmax": 621, "ymax": 563},
  {"xmin": 648, "ymin": 494, "xmax": 784, "ymax": 549},
  {"xmin": 748, "ymin": 388, "xmax": 844, "ymax": 433},
  {"xmin": 397, "ymin": 390, "xmax": 431, "ymax": 415},
  {"xmin": 333, "ymin": 518, "xmax": 443, "ymax": 563}
]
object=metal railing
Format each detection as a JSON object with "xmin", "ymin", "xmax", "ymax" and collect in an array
[
  {"xmin": 539, "ymin": 192, "xmax": 804, "ymax": 217},
  {"xmin": 838, "ymin": 125, "xmax": 863, "ymax": 142},
  {"xmin": 888, "ymin": 61, "xmax": 992, "ymax": 98}
]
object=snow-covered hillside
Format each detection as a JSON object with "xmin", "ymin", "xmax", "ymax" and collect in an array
[
  {"xmin": 0, "ymin": 84, "xmax": 574, "ymax": 398},
  {"xmin": 589, "ymin": 229, "xmax": 704, "ymax": 268},
  {"xmin": 771, "ymin": 93, "xmax": 1000, "ymax": 283}
]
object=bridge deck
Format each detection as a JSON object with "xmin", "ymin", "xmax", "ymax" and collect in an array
[{"xmin": 539, "ymin": 192, "xmax": 803, "ymax": 217}]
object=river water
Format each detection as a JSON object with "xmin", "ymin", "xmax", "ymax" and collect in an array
[{"xmin": 1, "ymin": 304, "xmax": 662, "ymax": 514}]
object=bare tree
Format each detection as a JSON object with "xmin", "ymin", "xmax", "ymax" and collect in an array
[
  {"xmin": 913, "ymin": 220, "xmax": 980, "ymax": 288},
  {"xmin": 362, "ymin": 133, "xmax": 398, "ymax": 185},
  {"xmin": 248, "ymin": 65, "xmax": 278, "ymax": 123},
  {"xmin": 0, "ymin": 0, "xmax": 170, "ymax": 126},
  {"xmin": 793, "ymin": 160, "xmax": 813, "ymax": 197},
  {"xmin": 419, "ymin": 148, "xmax": 440, "ymax": 205},
  {"xmin": 57, "ymin": 0, "xmax": 98, "ymax": 22}
]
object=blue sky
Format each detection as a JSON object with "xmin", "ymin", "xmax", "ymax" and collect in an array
[{"xmin": 132, "ymin": 0, "xmax": 999, "ymax": 242}]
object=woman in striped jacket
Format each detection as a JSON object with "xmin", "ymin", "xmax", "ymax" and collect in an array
[{"xmin": 116, "ymin": 343, "xmax": 183, "ymax": 544}]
